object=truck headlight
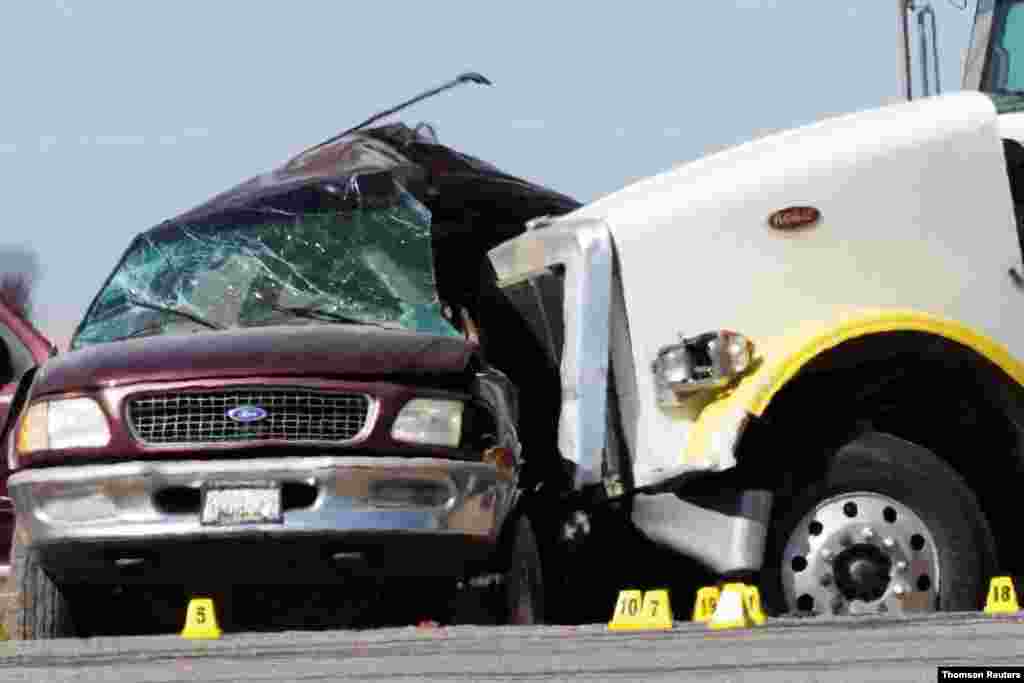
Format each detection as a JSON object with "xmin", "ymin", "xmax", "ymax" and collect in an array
[
  {"xmin": 652, "ymin": 330, "xmax": 755, "ymax": 405},
  {"xmin": 16, "ymin": 398, "xmax": 111, "ymax": 453},
  {"xmin": 391, "ymin": 399, "xmax": 464, "ymax": 447}
]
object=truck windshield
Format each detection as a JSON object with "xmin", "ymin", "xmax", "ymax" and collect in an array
[
  {"xmin": 982, "ymin": 0, "xmax": 1024, "ymax": 96},
  {"xmin": 70, "ymin": 183, "xmax": 460, "ymax": 350}
]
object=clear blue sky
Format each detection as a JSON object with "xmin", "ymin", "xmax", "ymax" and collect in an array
[{"xmin": 0, "ymin": 1, "xmax": 977, "ymax": 348}]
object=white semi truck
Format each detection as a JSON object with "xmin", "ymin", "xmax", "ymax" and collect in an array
[{"xmin": 491, "ymin": 0, "xmax": 1024, "ymax": 618}]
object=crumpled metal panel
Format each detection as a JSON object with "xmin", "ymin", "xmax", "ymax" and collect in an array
[
  {"xmin": 488, "ymin": 217, "xmax": 614, "ymax": 490},
  {"xmin": 168, "ymin": 123, "xmax": 579, "ymax": 241}
]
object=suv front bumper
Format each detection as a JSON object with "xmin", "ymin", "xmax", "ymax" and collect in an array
[{"xmin": 8, "ymin": 456, "xmax": 515, "ymax": 582}]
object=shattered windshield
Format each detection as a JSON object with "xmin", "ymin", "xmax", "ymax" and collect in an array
[{"xmin": 71, "ymin": 181, "xmax": 460, "ymax": 349}]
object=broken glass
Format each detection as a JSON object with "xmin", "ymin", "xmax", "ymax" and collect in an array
[{"xmin": 71, "ymin": 182, "xmax": 459, "ymax": 350}]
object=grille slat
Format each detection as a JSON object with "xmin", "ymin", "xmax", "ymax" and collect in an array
[{"xmin": 127, "ymin": 389, "xmax": 372, "ymax": 445}]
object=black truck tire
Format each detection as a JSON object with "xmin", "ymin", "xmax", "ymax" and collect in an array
[
  {"xmin": 763, "ymin": 431, "xmax": 997, "ymax": 617},
  {"xmin": 4, "ymin": 522, "xmax": 79, "ymax": 639},
  {"xmin": 452, "ymin": 512, "xmax": 545, "ymax": 626},
  {"xmin": 503, "ymin": 514, "xmax": 545, "ymax": 625}
]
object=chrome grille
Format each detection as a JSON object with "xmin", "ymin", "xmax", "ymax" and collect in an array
[{"xmin": 127, "ymin": 389, "xmax": 372, "ymax": 445}]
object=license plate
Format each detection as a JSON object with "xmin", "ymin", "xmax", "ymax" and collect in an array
[{"xmin": 200, "ymin": 484, "xmax": 282, "ymax": 526}]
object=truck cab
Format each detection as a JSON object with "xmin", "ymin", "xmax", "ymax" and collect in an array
[{"xmin": 488, "ymin": 0, "xmax": 1024, "ymax": 620}]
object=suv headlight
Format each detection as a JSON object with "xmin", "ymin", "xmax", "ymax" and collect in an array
[
  {"xmin": 391, "ymin": 398, "xmax": 464, "ymax": 447},
  {"xmin": 16, "ymin": 398, "xmax": 112, "ymax": 453}
]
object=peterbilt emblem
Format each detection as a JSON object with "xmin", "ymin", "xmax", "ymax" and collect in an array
[
  {"xmin": 768, "ymin": 206, "xmax": 820, "ymax": 231},
  {"xmin": 227, "ymin": 405, "xmax": 269, "ymax": 423}
]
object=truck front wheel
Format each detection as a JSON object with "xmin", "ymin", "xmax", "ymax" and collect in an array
[{"xmin": 763, "ymin": 431, "xmax": 997, "ymax": 617}]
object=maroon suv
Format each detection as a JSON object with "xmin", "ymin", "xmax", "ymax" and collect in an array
[{"xmin": 0, "ymin": 97, "xmax": 579, "ymax": 637}]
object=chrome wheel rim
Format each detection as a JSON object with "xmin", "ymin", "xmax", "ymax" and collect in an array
[{"xmin": 782, "ymin": 491, "xmax": 941, "ymax": 616}]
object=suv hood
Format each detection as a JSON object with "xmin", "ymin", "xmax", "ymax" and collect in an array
[{"xmin": 34, "ymin": 324, "xmax": 475, "ymax": 395}]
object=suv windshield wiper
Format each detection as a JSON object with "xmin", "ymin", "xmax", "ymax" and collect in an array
[
  {"xmin": 110, "ymin": 324, "xmax": 164, "ymax": 342},
  {"xmin": 269, "ymin": 304, "xmax": 400, "ymax": 329},
  {"xmin": 126, "ymin": 296, "xmax": 224, "ymax": 331}
]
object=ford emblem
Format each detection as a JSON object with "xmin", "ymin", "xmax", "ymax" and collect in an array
[{"xmin": 227, "ymin": 405, "xmax": 269, "ymax": 423}]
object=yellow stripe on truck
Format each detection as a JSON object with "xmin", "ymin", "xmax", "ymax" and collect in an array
[{"xmin": 683, "ymin": 308, "xmax": 1024, "ymax": 466}]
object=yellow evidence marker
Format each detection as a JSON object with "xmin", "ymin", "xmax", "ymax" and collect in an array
[
  {"xmin": 984, "ymin": 576, "xmax": 1021, "ymax": 615},
  {"xmin": 638, "ymin": 589, "xmax": 674, "ymax": 630},
  {"xmin": 607, "ymin": 589, "xmax": 674, "ymax": 631},
  {"xmin": 709, "ymin": 583, "xmax": 760, "ymax": 630},
  {"xmin": 692, "ymin": 586, "xmax": 720, "ymax": 623},
  {"xmin": 181, "ymin": 597, "xmax": 223, "ymax": 639},
  {"xmin": 742, "ymin": 585, "xmax": 767, "ymax": 626},
  {"xmin": 608, "ymin": 589, "xmax": 646, "ymax": 631}
]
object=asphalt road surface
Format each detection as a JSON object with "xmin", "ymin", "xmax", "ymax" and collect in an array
[{"xmin": 0, "ymin": 612, "xmax": 1023, "ymax": 682}]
